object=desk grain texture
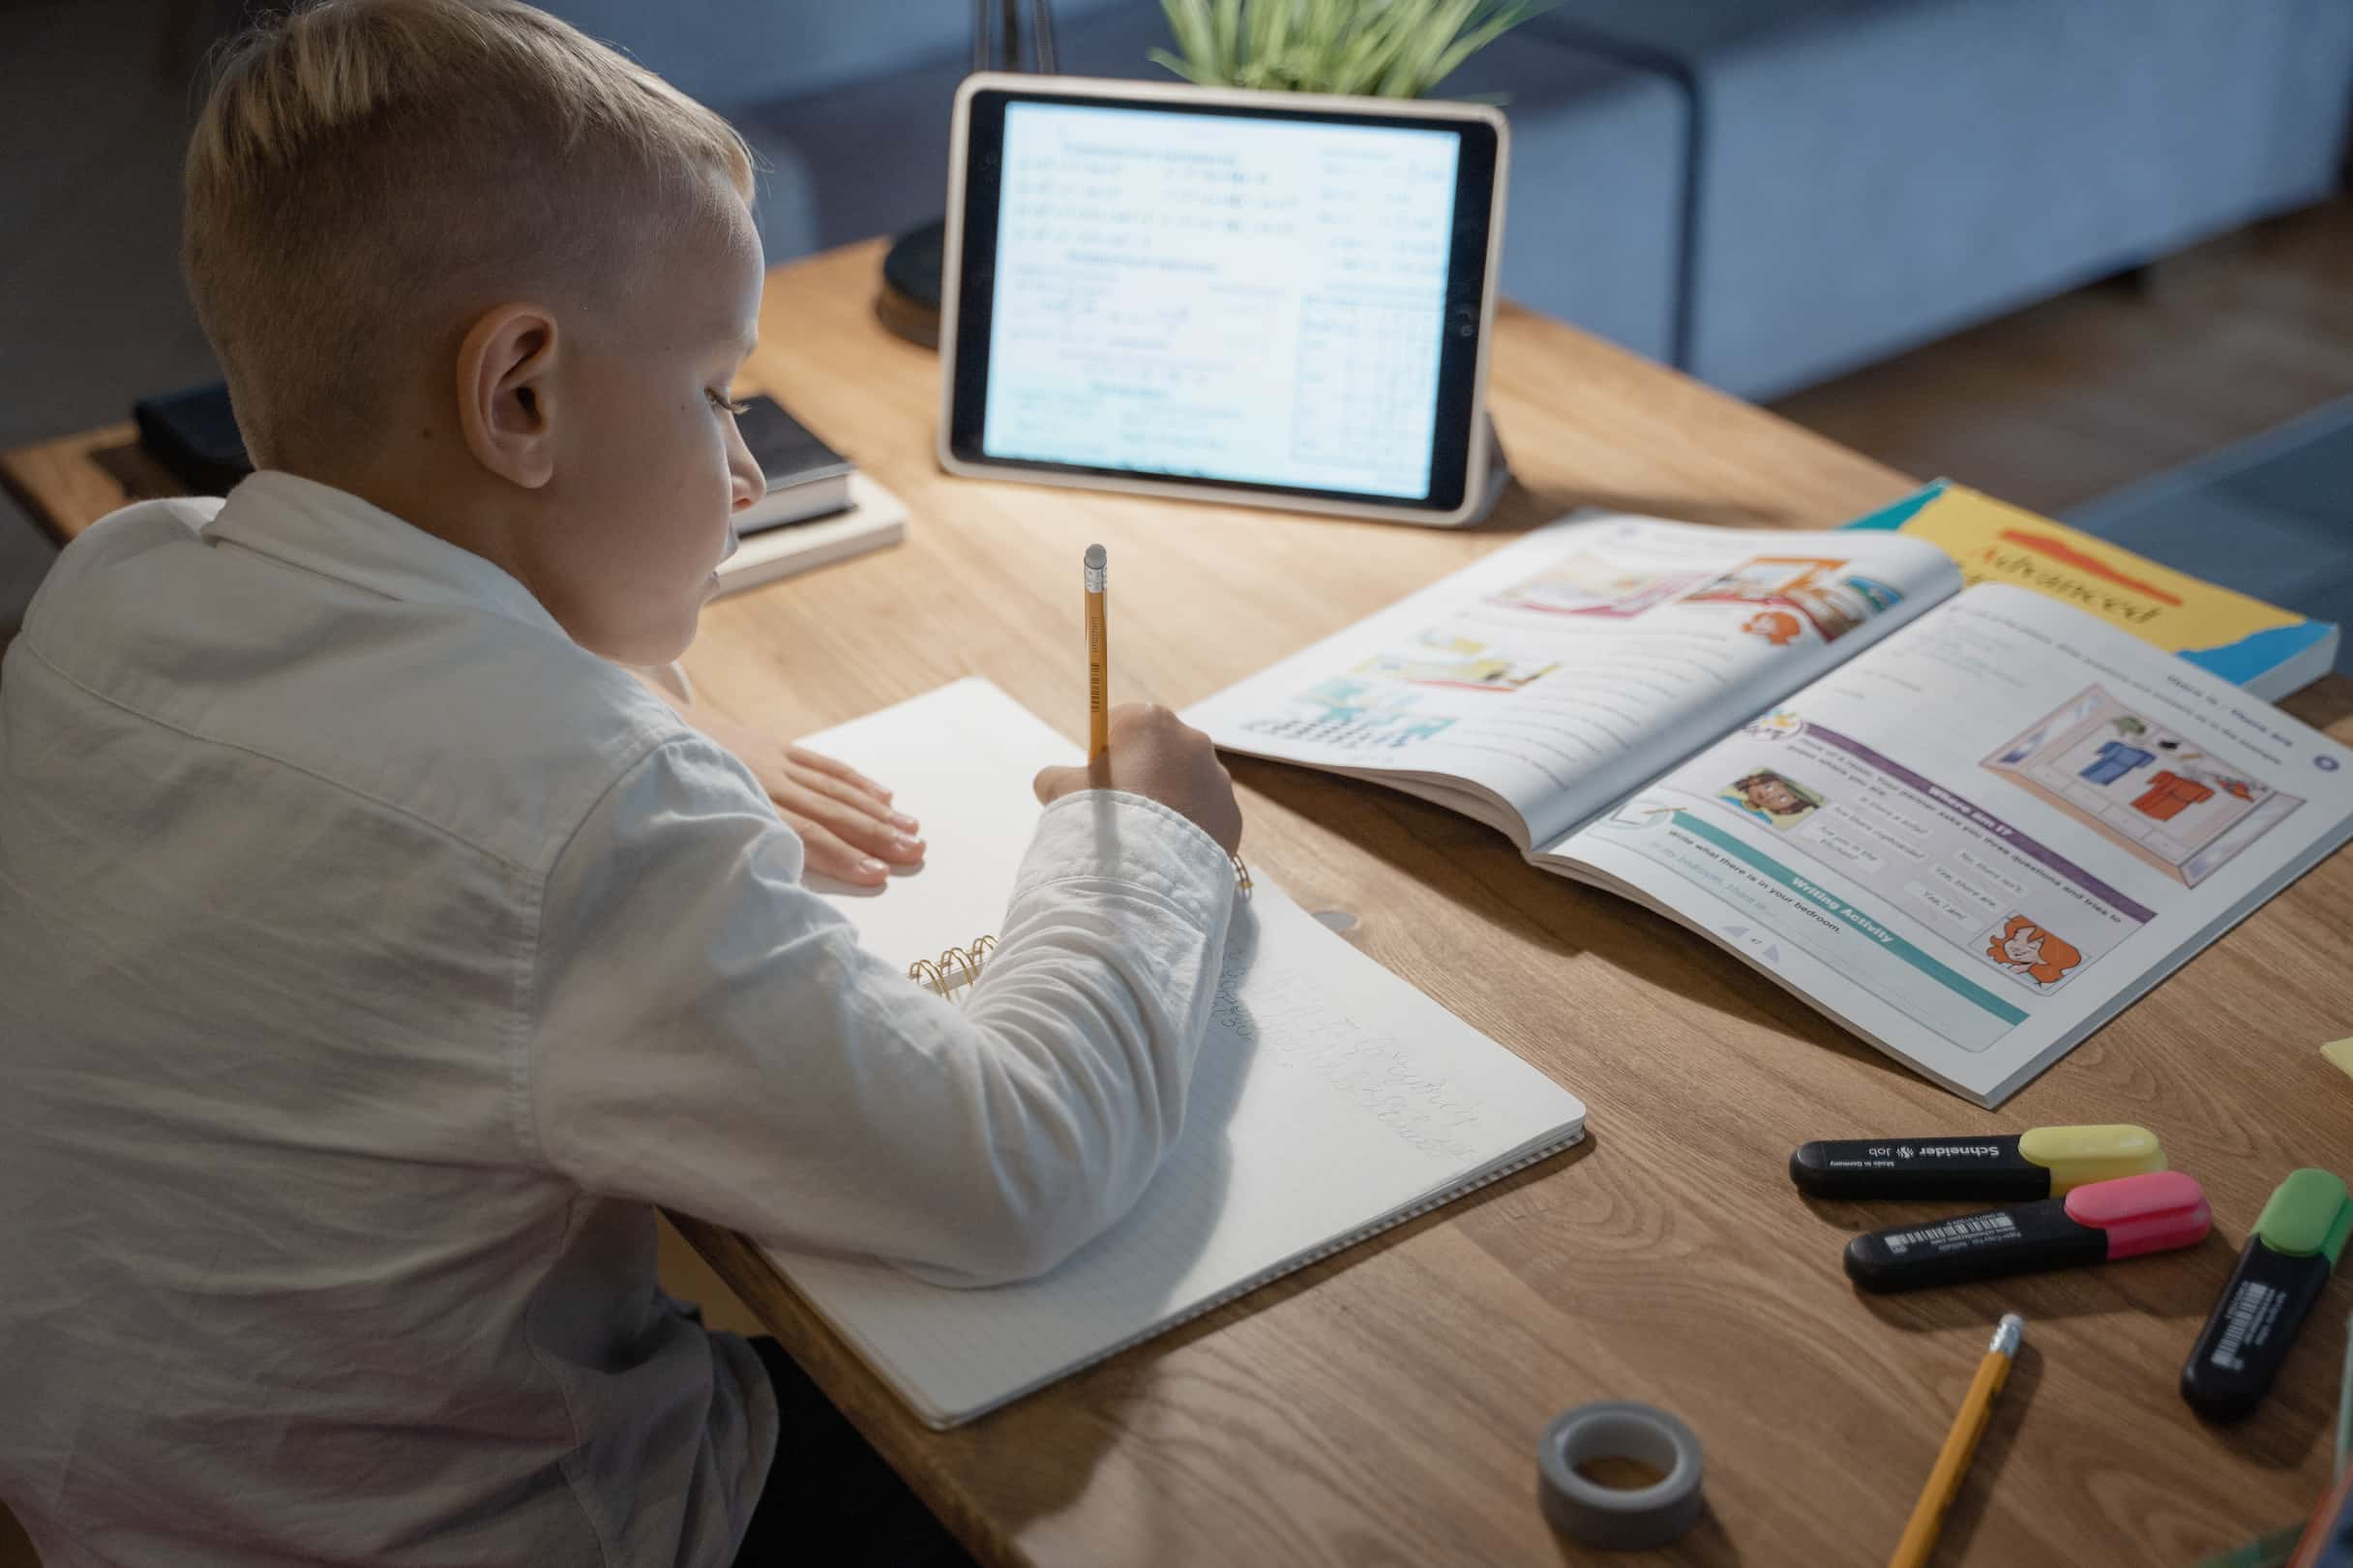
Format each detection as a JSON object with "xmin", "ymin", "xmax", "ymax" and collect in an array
[{"xmin": 10, "ymin": 240, "xmax": 2352, "ymax": 1568}]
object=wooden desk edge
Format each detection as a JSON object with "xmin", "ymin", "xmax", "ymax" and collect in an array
[{"xmin": 663, "ymin": 1212, "xmax": 1017, "ymax": 1566}]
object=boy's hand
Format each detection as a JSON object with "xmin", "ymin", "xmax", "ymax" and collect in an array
[
  {"xmin": 624, "ymin": 663, "xmax": 923, "ymax": 886},
  {"xmin": 1033, "ymin": 703, "xmax": 1243, "ymax": 856},
  {"xmin": 683, "ymin": 708, "xmax": 925, "ymax": 888}
]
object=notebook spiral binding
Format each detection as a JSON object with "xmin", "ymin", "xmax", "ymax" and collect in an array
[
  {"xmin": 908, "ymin": 935, "xmax": 998, "ymax": 999},
  {"xmin": 905, "ymin": 855, "xmax": 1251, "ymax": 1000}
]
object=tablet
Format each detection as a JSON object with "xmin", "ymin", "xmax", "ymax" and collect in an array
[{"xmin": 938, "ymin": 74, "xmax": 1508, "ymax": 527}]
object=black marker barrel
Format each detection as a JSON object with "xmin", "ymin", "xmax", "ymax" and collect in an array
[
  {"xmin": 1794, "ymin": 1136, "xmax": 2042, "ymax": 1200},
  {"xmin": 2182, "ymin": 1169, "xmax": 2351, "ymax": 1422},
  {"xmin": 1844, "ymin": 1172, "xmax": 2210, "ymax": 1294},
  {"xmin": 1845, "ymin": 1196, "xmax": 2102, "ymax": 1292},
  {"xmin": 1792, "ymin": 1125, "xmax": 2163, "ymax": 1200}
]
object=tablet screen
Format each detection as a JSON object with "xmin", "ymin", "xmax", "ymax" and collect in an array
[{"xmin": 946, "ymin": 88, "xmax": 1500, "ymax": 514}]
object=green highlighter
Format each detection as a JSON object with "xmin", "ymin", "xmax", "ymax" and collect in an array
[{"xmin": 2181, "ymin": 1169, "xmax": 2353, "ymax": 1422}]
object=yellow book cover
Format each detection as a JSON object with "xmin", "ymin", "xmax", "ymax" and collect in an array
[{"xmin": 1845, "ymin": 480, "xmax": 2338, "ymax": 701}]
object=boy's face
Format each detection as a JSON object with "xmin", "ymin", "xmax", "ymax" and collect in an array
[{"xmin": 528, "ymin": 185, "xmax": 766, "ymax": 664}]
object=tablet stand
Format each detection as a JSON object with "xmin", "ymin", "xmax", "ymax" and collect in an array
[{"xmin": 1471, "ymin": 414, "xmax": 1512, "ymax": 526}]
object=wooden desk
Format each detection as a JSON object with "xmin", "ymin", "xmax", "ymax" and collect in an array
[{"xmin": 11, "ymin": 240, "xmax": 2352, "ymax": 1567}]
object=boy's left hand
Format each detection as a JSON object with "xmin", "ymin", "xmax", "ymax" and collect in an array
[
  {"xmin": 690, "ymin": 711, "xmax": 926, "ymax": 886},
  {"xmin": 624, "ymin": 664, "xmax": 922, "ymax": 885}
]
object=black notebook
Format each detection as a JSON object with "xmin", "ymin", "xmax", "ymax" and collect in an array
[{"xmin": 128, "ymin": 384, "xmax": 858, "ymax": 539}]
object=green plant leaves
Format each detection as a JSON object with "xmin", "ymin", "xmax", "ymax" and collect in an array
[{"xmin": 1150, "ymin": 0, "xmax": 1548, "ymax": 98}]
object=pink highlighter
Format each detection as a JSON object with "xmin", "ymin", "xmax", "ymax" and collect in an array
[{"xmin": 1845, "ymin": 1171, "xmax": 2211, "ymax": 1292}]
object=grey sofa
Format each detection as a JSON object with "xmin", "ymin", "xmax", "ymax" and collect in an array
[
  {"xmin": 1522, "ymin": 0, "xmax": 2353, "ymax": 396},
  {"xmin": 459, "ymin": 2, "xmax": 2353, "ymax": 398}
]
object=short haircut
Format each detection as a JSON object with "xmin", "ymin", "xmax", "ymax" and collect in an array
[{"xmin": 183, "ymin": 0, "xmax": 757, "ymax": 467}]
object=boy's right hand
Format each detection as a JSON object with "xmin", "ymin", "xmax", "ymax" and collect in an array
[{"xmin": 1033, "ymin": 703, "xmax": 1243, "ymax": 856}]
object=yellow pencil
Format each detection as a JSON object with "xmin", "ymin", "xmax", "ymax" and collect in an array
[
  {"xmin": 1083, "ymin": 544, "xmax": 1109, "ymax": 761},
  {"xmin": 1890, "ymin": 1314, "xmax": 2024, "ymax": 1568}
]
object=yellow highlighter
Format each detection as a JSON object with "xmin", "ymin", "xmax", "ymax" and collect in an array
[
  {"xmin": 1790, "ymin": 1125, "xmax": 2163, "ymax": 1199},
  {"xmin": 1891, "ymin": 1315, "xmax": 2024, "ymax": 1568}
]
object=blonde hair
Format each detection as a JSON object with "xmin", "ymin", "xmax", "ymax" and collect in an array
[{"xmin": 183, "ymin": 0, "xmax": 757, "ymax": 467}]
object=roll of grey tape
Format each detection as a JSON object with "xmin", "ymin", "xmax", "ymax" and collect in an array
[{"xmin": 1536, "ymin": 1401, "xmax": 1706, "ymax": 1551}]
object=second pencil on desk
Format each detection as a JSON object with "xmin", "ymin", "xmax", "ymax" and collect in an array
[{"xmin": 1889, "ymin": 1314, "xmax": 2025, "ymax": 1568}]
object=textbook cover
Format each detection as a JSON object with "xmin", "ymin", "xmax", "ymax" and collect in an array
[{"xmin": 1845, "ymin": 480, "xmax": 2338, "ymax": 702}]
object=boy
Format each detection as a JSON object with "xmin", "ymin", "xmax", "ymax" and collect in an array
[{"xmin": 0, "ymin": 2, "xmax": 1244, "ymax": 1564}]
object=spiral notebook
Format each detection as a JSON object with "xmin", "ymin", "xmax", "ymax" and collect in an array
[{"xmin": 764, "ymin": 679, "xmax": 1587, "ymax": 1428}]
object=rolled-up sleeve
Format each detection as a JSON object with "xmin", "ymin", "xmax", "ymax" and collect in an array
[{"xmin": 527, "ymin": 737, "xmax": 1236, "ymax": 1287}]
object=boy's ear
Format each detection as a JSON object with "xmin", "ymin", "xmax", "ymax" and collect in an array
[{"xmin": 455, "ymin": 304, "xmax": 560, "ymax": 489}]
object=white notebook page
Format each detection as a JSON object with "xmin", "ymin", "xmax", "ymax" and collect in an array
[{"xmin": 763, "ymin": 680, "xmax": 1586, "ymax": 1426}]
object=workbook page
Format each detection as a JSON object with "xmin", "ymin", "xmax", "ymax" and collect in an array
[
  {"xmin": 1549, "ymin": 584, "xmax": 2353, "ymax": 1105},
  {"xmin": 1186, "ymin": 514, "xmax": 1958, "ymax": 846},
  {"xmin": 790, "ymin": 677, "xmax": 1078, "ymax": 963}
]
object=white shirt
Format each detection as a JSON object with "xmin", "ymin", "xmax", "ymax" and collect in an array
[{"xmin": 0, "ymin": 472, "xmax": 1235, "ymax": 1568}]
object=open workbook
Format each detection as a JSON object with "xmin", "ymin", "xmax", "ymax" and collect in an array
[
  {"xmin": 761, "ymin": 679, "xmax": 1587, "ymax": 1428},
  {"xmin": 1186, "ymin": 513, "xmax": 2353, "ymax": 1108}
]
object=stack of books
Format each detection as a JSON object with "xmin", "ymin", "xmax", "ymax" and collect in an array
[{"xmin": 717, "ymin": 395, "xmax": 906, "ymax": 596}]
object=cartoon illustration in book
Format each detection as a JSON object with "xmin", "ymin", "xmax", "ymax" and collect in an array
[
  {"xmin": 2078, "ymin": 736, "xmax": 2155, "ymax": 785},
  {"xmin": 1685, "ymin": 556, "xmax": 1904, "ymax": 643},
  {"xmin": 1239, "ymin": 677, "xmax": 1459, "ymax": 753},
  {"xmin": 1982, "ymin": 914, "xmax": 2085, "ymax": 991},
  {"xmin": 1742, "ymin": 609, "xmax": 1803, "ymax": 647},
  {"xmin": 1983, "ymin": 684, "xmax": 2303, "ymax": 886},
  {"xmin": 1352, "ymin": 626, "xmax": 1559, "ymax": 692},
  {"xmin": 1692, "ymin": 557, "xmax": 1843, "ymax": 599},
  {"xmin": 1740, "ymin": 708, "xmax": 1805, "ymax": 744},
  {"xmin": 1837, "ymin": 576, "xmax": 1904, "ymax": 616},
  {"xmin": 1992, "ymin": 687, "xmax": 2109, "ymax": 766},
  {"xmin": 1720, "ymin": 768, "xmax": 1825, "ymax": 830},
  {"xmin": 1487, "ymin": 553, "xmax": 1709, "ymax": 618},
  {"xmin": 2131, "ymin": 771, "xmax": 2214, "ymax": 820},
  {"xmin": 1296, "ymin": 677, "xmax": 1377, "ymax": 725}
]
